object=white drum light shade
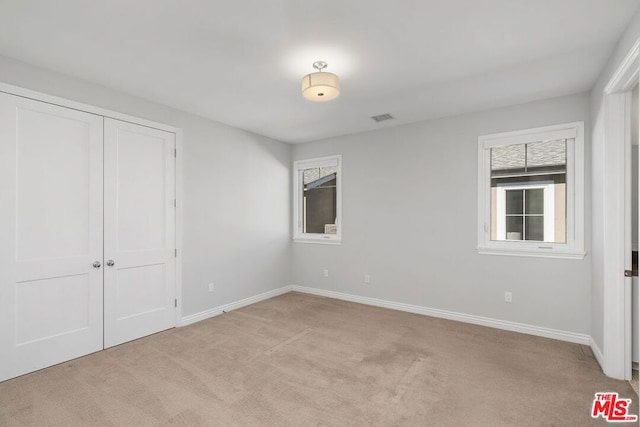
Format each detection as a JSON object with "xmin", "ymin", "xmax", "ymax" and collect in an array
[{"xmin": 301, "ymin": 61, "xmax": 340, "ymax": 101}]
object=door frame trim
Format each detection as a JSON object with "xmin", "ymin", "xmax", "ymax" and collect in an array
[
  {"xmin": 175, "ymin": 128, "xmax": 184, "ymax": 325},
  {"xmin": 0, "ymin": 82, "xmax": 178, "ymax": 133},
  {"xmin": 0, "ymin": 81, "xmax": 184, "ymax": 328},
  {"xmin": 602, "ymin": 38, "xmax": 639, "ymax": 380}
]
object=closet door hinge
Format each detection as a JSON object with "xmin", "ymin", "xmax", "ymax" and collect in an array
[
  {"xmin": 173, "ymin": 199, "xmax": 177, "ymax": 207},
  {"xmin": 175, "ymin": 298, "xmax": 177, "ymax": 308},
  {"xmin": 174, "ymin": 149, "xmax": 177, "ymax": 158},
  {"xmin": 174, "ymin": 248, "xmax": 177, "ymax": 257}
]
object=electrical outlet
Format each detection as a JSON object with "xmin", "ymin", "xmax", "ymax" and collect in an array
[
  {"xmin": 208, "ymin": 282, "xmax": 215, "ymax": 292},
  {"xmin": 323, "ymin": 269, "xmax": 329, "ymax": 278},
  {"xmin": 364, "ymin": 274, "xmax": 371, "ymax": 284},
  {"xmin": 504, "ymin": 291, "xmax": 512, "ymax": 303}
]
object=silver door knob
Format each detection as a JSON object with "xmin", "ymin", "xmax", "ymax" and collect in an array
[
  {"xmin": 92, "ymin": 261, "xmax": 101, "ymax": 268},
  {"xmin": 106, "ymin": 260, "xmax": 115, "ymax": 267}
]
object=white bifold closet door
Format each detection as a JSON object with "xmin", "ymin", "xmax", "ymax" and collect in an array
[
  {"xmin": 103, "ymin": 118, "xmax": 176, "ymax": 348},
  {"xmin": 0, "ymin": 94, "xmax": 176, "ymax": 382},
  {"xmin": 0, "ymin": 93, "xmax": 104, "ymax": 382}
]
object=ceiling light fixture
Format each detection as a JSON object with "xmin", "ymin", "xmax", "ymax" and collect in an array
[{"xmin": 301, "ymin": 61, "xmax": 340, "ymax": 102}]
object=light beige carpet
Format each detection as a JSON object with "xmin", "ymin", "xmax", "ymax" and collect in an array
[{"xmin": 0, "ymin": 292, "xmax": 637, "ymax": 426}]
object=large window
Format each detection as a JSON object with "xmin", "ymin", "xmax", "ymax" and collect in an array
[
  {"xmin": 293, "ymin": 155, "xmax": 342, "ymax": 244},
  {"xmin": 477, "ymin": 122, "xmax": 584, "ymax": 258}
]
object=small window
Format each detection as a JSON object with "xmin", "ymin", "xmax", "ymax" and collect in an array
[
  {"xmin": 293, "ymin": 155, "xmax": 342, "ymax": 244},
  {"xmin": 477, "ymin": 123, "xmax": 584, "ymax": 258}
]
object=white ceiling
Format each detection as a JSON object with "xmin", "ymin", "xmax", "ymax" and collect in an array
[{"xmin": 0, "ymin": 0, "xmax": 638, "ymax": 143}]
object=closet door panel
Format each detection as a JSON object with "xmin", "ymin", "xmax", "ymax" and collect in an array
[
  {"xmin": 104, "ymin": 118, "xmax": 176, "ymax": 348},
  {"xmin": 16, "ymin": 108, "xmax": 91, "ymax": 259},
  {"xmin": 0, "ymin": 93, "xmax": 104, "ymax": 382}
]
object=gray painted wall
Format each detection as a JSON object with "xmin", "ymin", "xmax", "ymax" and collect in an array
[
  {"xmin": 1, "ymin": 35, "xmax": 628, "ymax": 343},
  {"xmin": 0, "ymin": 55, "xmax": 291, "ymax": 318},
  {"xmin": 292, "ymin": 93, "xmax": 591, "ymax": 335},
  {"xmin": 590, "ymin": 6, "xmax": 640, "ymax": 352}
]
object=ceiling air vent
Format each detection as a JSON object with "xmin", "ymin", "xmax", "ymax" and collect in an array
[{"xmin": 370, "ymin": 113, "xmax": 394, "ymax": 123}]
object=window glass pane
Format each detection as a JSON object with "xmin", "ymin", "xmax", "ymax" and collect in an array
[
  {"xmin": 554, "ymin": 182, "xmax": 567, "ymax": 244},
  {"xmin": 505, "ymin": 217, "xmax": 523, "ymax": 240},
  {"xmin": 526, "ymin": 140, "xmax": 566, "ymax": 169},
  {"xmin": 505, "ymin": 190, "xmax": 523, "ymax": 215},
  {"xmin": 525, "ymin": 216, "xmax": 544, "ymax": 241},
  {"xmin": 491, "ymin": 144, "xmax": 525, "ymax": 173},
  {"xmin": 303, "ymin": 166, "xmax": 337, "ymax": 185},
  {"xmin": 492, "ymin": 167, "xmax": 566, "ymax": 243},
  {"xmin": 492, "ymin": 178, "xmax": 566, "ymax": 243},
  {"xmin": 525, "ymin": 188, "xmax": 544, "ymax": 214},
  {"xmin": 302, "ymin": 167, "xmax": 337, "ymax": 234}
]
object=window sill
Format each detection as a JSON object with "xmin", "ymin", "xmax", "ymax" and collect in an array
[
  {"xmin": 477, "ymin": 246, "xmax": 585, "ymax": 260},
  {"xmin": 293, "ymin": 236, "xmax": 342, "ymax": 245}
]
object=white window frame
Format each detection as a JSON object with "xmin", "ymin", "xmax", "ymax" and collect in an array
[
  {"xmin": 293, "ymin": 155, "xmax": 342, "ymax": 244},
  {"xmin": 477, "ymin": 122, "xmax": 585, "ymax": 259}
]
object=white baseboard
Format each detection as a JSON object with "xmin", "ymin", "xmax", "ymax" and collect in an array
[
  {"xmin": 179, "ymin": 286, "xmax": 291, "ymax": 326},
  {"xmin": 590, "ymin": 337, "xmax": 605, "ymax": 370},
  {"xmin": 179, "ymin": 284, "xmax": 594, "ymax": 352},
  {"xmin": 290, "ymin": 285, "xmax": 591, "ymax": 346}
]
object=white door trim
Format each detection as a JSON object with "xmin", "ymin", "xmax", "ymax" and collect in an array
[
  {"xmin": 602, "ymin": 38, "xmax": 640, "ymax": 380},
  {"xmin": 174, "ymin": 129, "xmax": 184, "ymax": 325},
  {"xmin": 0, "ymin": 81, "xmax": 185, "ymax": 335}
]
